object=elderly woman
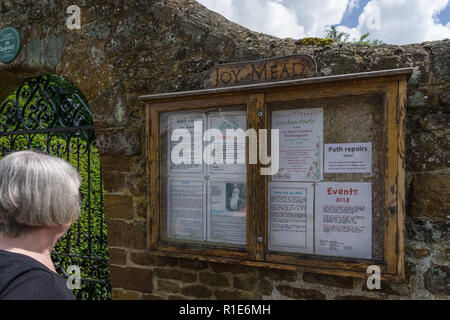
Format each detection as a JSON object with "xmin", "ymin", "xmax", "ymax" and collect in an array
[{"xmin": 0, "ymin": 150, "xmax": 81, "ymax": 300}]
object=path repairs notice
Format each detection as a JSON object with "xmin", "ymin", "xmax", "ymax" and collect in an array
[{"xmin": 324, "ymin": 142, "xmax": 372, "ymax": 173}]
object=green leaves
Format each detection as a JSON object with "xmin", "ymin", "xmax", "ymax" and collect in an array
[{"xmin": 323, "ymin": 25, "xmax": 384, "ymax": 46}]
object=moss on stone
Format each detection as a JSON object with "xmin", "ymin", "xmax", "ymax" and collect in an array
[{"xmin": 297, "ymin": 37, "xmax": 334, "ymax": 46}]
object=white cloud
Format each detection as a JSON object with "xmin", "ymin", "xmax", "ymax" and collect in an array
[
  {"xmin": 197, "ymin": 0, "xmax": 350, "ymax": 39},
  {"xmin": 346, "ymin": 0, "xmax": 450, "ymax": 44},
  {"xmin": 197, "ymin": 0, "xmax": 450, "ymax": 44}
]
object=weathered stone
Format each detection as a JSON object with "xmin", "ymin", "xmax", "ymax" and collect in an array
[
  {"xmin": 168, "ymin": 294, "xmax": 189, "ymax": 300},
  {"xmin": 406, "ymin": 218, "xmax": 449, "ymax": 242},
  {"xmin": 334, "ymin": 295, "xmax": 379, "ymax": 300},
  {"xmin": 142, "ymin": 294, "xmax": 163, "ymax": 300},
  {"xmin": 106, "ymin": 219, "xmax": 146, "ymax": 249},
  {"xmin": 211, "ymin": 262, "xmax": 256, "ymax": 274},
  {"xmin": 430, "ymin": 40, "xmax": 450, "ymax": 82},
  {"xmin": 108, "ymin": 247, "xmax": 126, "ymax": 265},
  {"xmin": 104, "ymin": 195, "xmax": 134, "ymax": 219},
  {"xmin": 233, "ymin": 275, "xmax": 258, "ymax": 291},
  {"xmin": 362, "ymin": 280, "xmax": 410, "ymax": 296},
  {"xmin": 410, "ymin": 174, "xmax": 450, "ymax": 219},
  {"xmin": 125, "ymin": 173, "xmax": 147, "ymax": 196},
  {"xmin": 411, "ymin": 248, "xmax": 431, "ymax": 259},
  {"xmin": 154, "ymin": 268, "xmax": 197, "ymax": 283},
  {"xmin": 90, "ymin": 82, "xmax": 128, "ymax": 128},
  {"xmin": 130, "ymin": 251, "xmax": 179, "ymax": 267},
  {"xmin": 133, "ymin": 197, "xmax": 148, "ymax": 220},
  {"xmin": 110, "ymin": 266, "xmax": 153, "ymax": 293},
  {"xmin": 276, "ymin": 285, "xmax": 325, "ymax": 300},
  {"xmin": 112, "ymin": 288, "xmax": 141, "ymax": 300},
  {"xmin": 102, "ymin": 172, "xmax": 125, "ymax": 193},
  {"xmin": 180, "ymin": 285, "xmax": 212, "ymax": 298},
  {"xmin": 96, "ymin": 129, "xmax": 141, "ymax": 157},
  {"xmin": 303, "ymin": 272, "xmax": 354, "ymax": 289},
  {"xmin": 199, "ymin": 272, "xmax": 229, "ymax": 287},
  {"xmin": 259, "ymin": 277, "xmax": 273, "ymax": 296},
  {"xmin": 179, "ymin": 259, "xmax": 209, "ymax": 270},
  {"xmin": 258, "ymin": 269, "xmax": 298, "ymax": 282},
  {"xmin": 215, "ymin": 289, "xmax": 262, "ymax": 300},
  {"xmin": 157, "ymin": 280, "xmax": 180, "ymax": 294},
  {"xmin": 424, "ymin": 265, "xmax": 450, "ymax": 295},
  {"xmin": 99, "ymin": 155, "xmax": 131, "ymax": 172}
]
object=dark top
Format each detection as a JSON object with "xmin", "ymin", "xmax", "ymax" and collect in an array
[{"xmin": 0, "ymin": 249, "xmax": 75, "ymax": 300}]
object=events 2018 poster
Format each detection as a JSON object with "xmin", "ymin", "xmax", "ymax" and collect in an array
[{"xmin": 315, "ymin": 182, "xmax": 372, "ymax": 259}]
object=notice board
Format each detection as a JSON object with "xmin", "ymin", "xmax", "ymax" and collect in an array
[{"xmin": 140, "ymin": 56, "xmax": 412, "ymax": 280}]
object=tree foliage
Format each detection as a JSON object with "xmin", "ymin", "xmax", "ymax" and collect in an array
[{"xmin": 323, "ymin": 25, "xmax": 383, "ymax": 46}]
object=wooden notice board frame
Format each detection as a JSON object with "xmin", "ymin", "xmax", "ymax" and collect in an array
[{"xmin": 139, "ymin": 68, "xmax": 412, "ymax": 281}]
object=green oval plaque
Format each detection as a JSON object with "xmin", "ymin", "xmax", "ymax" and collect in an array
[{"xmin": 0, "ymin": 26, "xmax": 21, "ymax": 63}]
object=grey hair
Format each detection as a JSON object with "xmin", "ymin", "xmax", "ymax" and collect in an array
[{"xmin": 0, "ymin": 150, "xmax": 82, "ymax": 237}]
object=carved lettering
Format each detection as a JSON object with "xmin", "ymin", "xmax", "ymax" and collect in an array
[
  {"xmin": 207, "ymin": 54, "xmax": 317, "ymax": 88},
  {"xmin": 252, "ymin": 63, "xmax": 267, "ymax": 81},
  {"xmin": 220, "ymin": 71, "xmax": 232, "ymax": 84},
  {"xmin": 270, "ymin": 65, "xmax": 278, "ymax": 80}
]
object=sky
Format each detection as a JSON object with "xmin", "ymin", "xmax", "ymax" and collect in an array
[{"xmin": 196, "ymin": 0, "xmax": 450, "ymax": 45}]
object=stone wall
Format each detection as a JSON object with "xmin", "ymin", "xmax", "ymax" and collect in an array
[{"xmin": 0, "ymin": 0, "xmax": 448, "ymax": 300}]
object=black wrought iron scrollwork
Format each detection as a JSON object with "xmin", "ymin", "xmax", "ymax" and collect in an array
[
  {"xmin": 0, "ymin": 75, "xmax": 111, "ymax": 300},
  {"xmin": 0, "ymin": 75, "xmax": 93, "ymax": 134}
]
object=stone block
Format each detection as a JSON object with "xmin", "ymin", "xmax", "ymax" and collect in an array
[
  {"xmin": 199, "ymin": 272, "xmax": 229, "ymax": 287},
  {"xmin": 112, "ymin": 288, "xmax": 141, "ymax": 300},
  {"xmin": 410, "ymin": 174, "xmax": 450, "ymax": 219},
  {"xmin": 157, "ymin": 280, "xmax": 180, "ymax": 294},
  {"xmin": 154, "ymin": 268, "xmax": 197, "ymax": 282},
  {"xmin": 180, "ymin": 285, "xmax": 212, "ymax": 298},
  {"xmin": 276, "ymin": 285, "xmax": 325, "ymax": 300},
  {"xmin": 130, "ymin": 251, "xmax": 179, "ymax": 267},
  {"xmin": 106, "ymin": 219, "xmax": 146, "ymax": 249},
  {"xmin": 108, "ymin": 247, "xmax": 126, "ymax": 265},
  {"xmin": 424, "ymin": 264, "xmax": 450, "ymax": 295},
  {"xmin": 104, "ymin": 195, "xmax": 134, "ymax": 219},
  {"xmin": 302, "ymin": 272, "xmax": 354, "ymax": 289},
  {"xmin": 110, "ymin": 265, "xmax": 153, "ymax": 293}
]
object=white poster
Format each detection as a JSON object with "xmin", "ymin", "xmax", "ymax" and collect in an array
[
  {"xmin": 315, "ymin": 182, "xmax": 372, "ymax": 259},
  {"xmin": 168, "ymin": 113, "xmax": 204, "ymax": 174},
  {"xmin": 272, "ymin": 108, "xmax": 323, "ymax": 181},
  {"xmin": 209, "ymin": 112, "xmax": 247, "ymax": 175},
  {"xmin": 268, "ymin": 182, "xmax": 314, "ymax": 254},
  {"xmin": 325, "ymin": 143, "xmax": 372, "ymax": 173},
  {"xmin": 208, "ymin": 181, "xmax": 246, "ymax": 245},
  {"xmin": 167, "ymin": 179, "xmax": 206, "ymax": 241}
]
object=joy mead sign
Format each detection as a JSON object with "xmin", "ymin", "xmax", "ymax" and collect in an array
[{"xmin": 206, "ymin": 54, "xmax": 318, "ymax": 88}]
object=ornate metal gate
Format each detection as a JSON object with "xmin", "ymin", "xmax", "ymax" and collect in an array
[{"xmin": 0, "ymin": 75, "xmax": 111, "ymax": 300}]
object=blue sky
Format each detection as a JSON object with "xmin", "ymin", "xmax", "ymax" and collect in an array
[{"xmin": 197, "ymin": 0, "xmax": 450, "ymax": 45}]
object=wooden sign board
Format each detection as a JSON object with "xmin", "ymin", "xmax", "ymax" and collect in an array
[{"xmin": 206, "ymin": 54, "xmax": 318, "ymax": 88}]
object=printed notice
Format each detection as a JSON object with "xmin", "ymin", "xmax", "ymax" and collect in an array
[
  {"xmin": 268, "ymin": 182, "xmax": 314, "ymax": 254},
  {"xmin": 167, "ymin": 180, "xmax": 205, "ymax": 241},
  {"xmin": 315, "ymin": 182, "xmax": 372, "ymax": 259},
  {"xmin": 209, "ymin": 112, "xmax": 247, "ymax": 175},
  {"xmin": 168, "ymin": 113, "xmax": 204, "ymax": 174},
  {"xmin": 325, "ymin": 143, "xmax": 372, "ymax": 173},
  {"xmin": 208, "ymin": 181, "xmax": 246, "ymax": 245},
  {"xmin": 272, "ymin": 108, "xmax": 323, "ymax": 181}
]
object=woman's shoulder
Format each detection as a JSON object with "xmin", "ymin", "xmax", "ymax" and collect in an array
[{"xmin": 0, "ymin": 250, "xmax": 75, "ymax": 300}]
